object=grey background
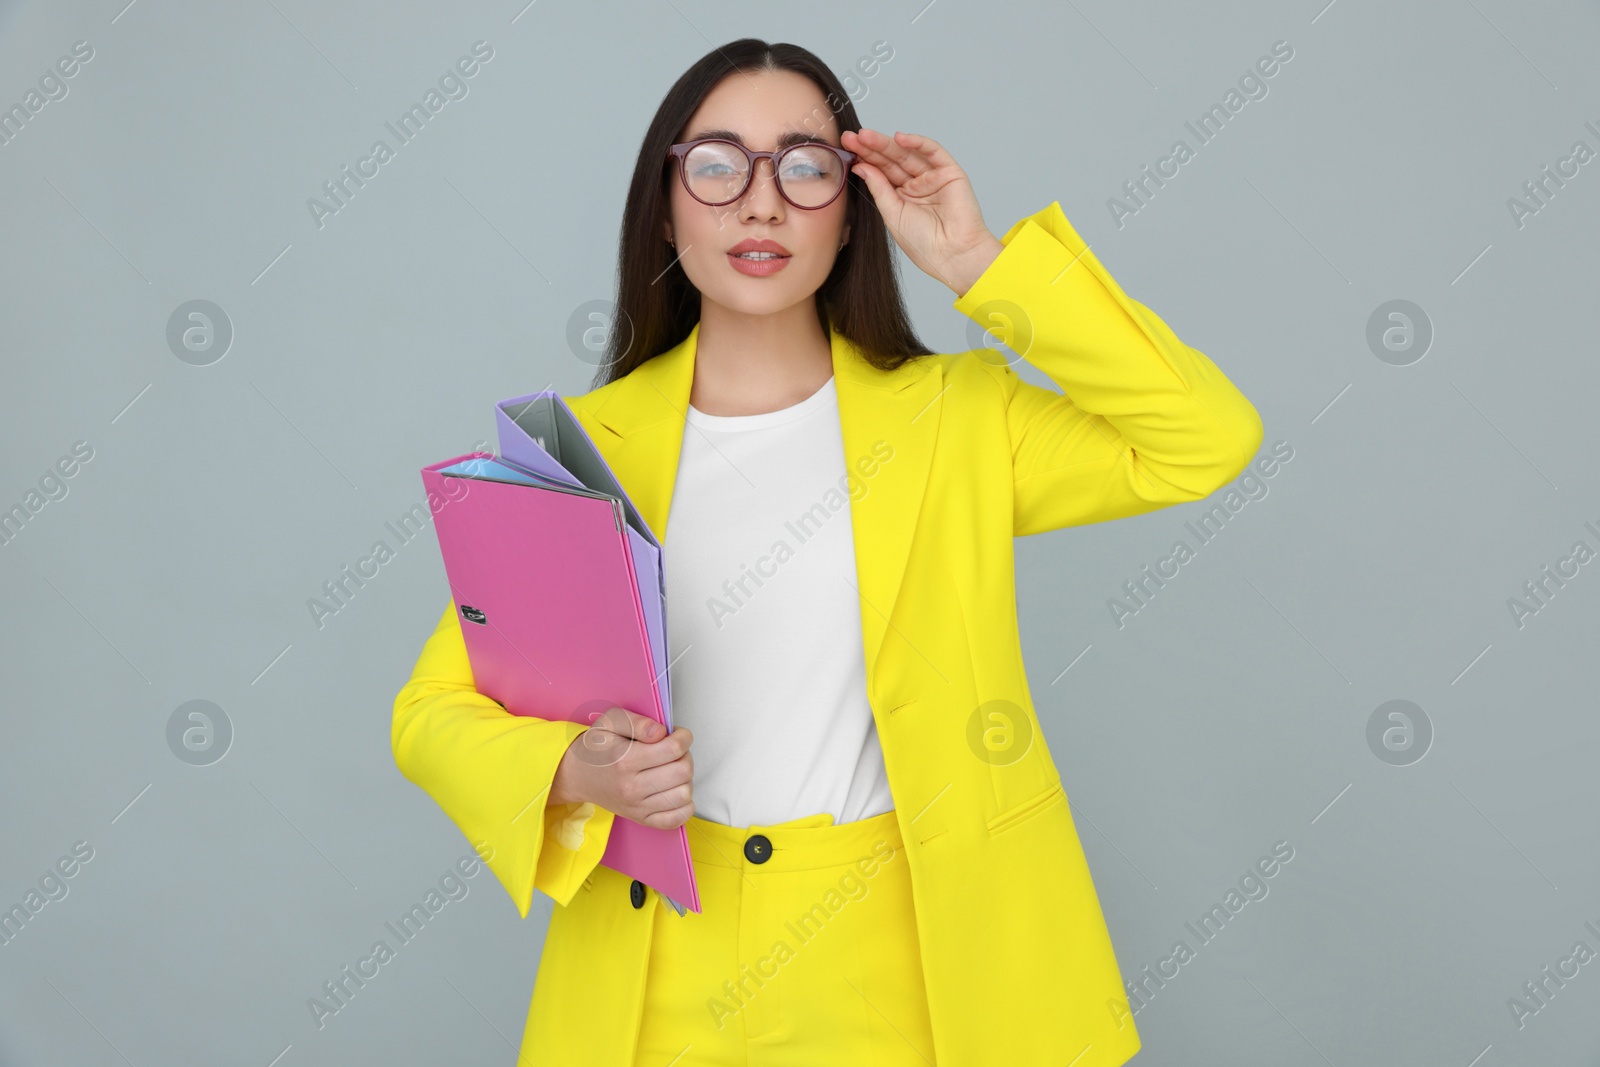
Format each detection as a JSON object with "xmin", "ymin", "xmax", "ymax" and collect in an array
[{"xmin": 2, "ymin": 0, "xmax": 1597, "ymax": 1064}]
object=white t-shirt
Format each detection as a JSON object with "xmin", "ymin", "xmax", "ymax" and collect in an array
[{"xmin": 661, "ymin": 374, "xmax": 894, "ymax": 829}]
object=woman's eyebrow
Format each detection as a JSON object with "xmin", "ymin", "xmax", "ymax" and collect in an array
[{"xmin": 686, "ymin": 128, "xmax": 838, "ymax": 148}]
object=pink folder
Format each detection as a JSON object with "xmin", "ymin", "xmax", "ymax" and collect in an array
[{"xmin": 420, "ymin": 450, "xmax": 699, "ymax": 914}]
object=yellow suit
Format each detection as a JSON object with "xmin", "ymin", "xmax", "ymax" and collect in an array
[{"xmin": 393, "ymin": 200, "xmax": 1263, "ymax": 1065}]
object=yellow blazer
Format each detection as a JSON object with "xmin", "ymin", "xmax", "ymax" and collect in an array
[{"xmin": 393, "ymin": 200, "xmax": 1263, "ymax": 1066}]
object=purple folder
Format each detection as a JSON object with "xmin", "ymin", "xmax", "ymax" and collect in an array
[{"xmin": 493, "ymin": 391, "xmax": 672, "ymax": 732}]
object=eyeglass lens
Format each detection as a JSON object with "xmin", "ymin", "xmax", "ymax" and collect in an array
[{"xmin": 681, "ymin": 142, "xmax": 846, "ymax": 208}]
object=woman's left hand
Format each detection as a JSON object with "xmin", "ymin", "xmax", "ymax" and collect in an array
[{"xmin": 842, "ymin": 127, "xmax": 1006, "ymax": 298}]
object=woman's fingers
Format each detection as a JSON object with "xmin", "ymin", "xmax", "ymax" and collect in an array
[
  {"xmin": 592, "ymin": 714, "xmax": 686, "ymax": 764},
  {"xmin": 631, "ymin": 767, "xmax": 693, "ymax": 828},
  {"xmin": 599, "ymin": 705, "xmax": 667, "ymax": 742},
  {"xmin": 843, "ymin": 127, "xmax": 993, "ymax": 293},
  {"xmin": 629, "ymin": 742, "xmax": 692, "ymax": 795},
  {"xmin": 634, "ymin": 725, "xmax": 691, "ymax": 770},
  {"xmin": 607, "ymin": 725, "xmax": 692, "ymax": 826},
  {"xmin": 888, "ymin": 131, "xmax": 955, "ymax": 171},
  {"xmin": 642, "ymin": 778, "xmax": 693, "ymax": 815},
  {"xmin": 846, "ymin": 129, "xmax": 963, "ymax": 203},
  {"xmin": 849, "ymin": 156, "xmax": 899, "ymax": 215},
  {"xmin": 850, "ymin": 126, "xmax": 925, "ymax": 166},
  {"xmin": 640, "ymin": 799, "xmax": 695, "ymax": 831},
  {"xmin": 846, "ymin": 127, "xmax": 926, "ymax": 188}
]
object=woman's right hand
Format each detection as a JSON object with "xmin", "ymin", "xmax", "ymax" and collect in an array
[{"xmin": 550, "ymin": 706, "xmax": 695, "ymax": 830}]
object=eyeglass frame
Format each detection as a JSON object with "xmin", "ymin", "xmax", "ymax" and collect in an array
[{"xmin": 665, "ymin": 137, "xmax": 859, "ymax": 210}]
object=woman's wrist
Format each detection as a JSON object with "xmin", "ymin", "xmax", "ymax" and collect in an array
[
  {"xmin": 549, "ymin": 739, "xmax": 586, "ymax": 807},
  {"xmin": 943, "ymin": 234, "xmax": 1005, "ymax": 298}
]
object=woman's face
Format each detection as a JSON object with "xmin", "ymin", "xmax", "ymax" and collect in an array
[{"xmin": 663, "ymin": 69, "xmax": 852, "ymax": 318}]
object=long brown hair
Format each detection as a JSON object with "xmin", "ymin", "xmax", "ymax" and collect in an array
[{"xmin": 595, "ymin": 38, "xmax": 933, "ymax": 389}]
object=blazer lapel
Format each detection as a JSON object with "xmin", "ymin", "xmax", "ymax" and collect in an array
[{"xmin": 583, "ymin": 320, "xmax": 945, "ymax": 691}]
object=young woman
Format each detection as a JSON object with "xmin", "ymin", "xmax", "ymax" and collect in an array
[{"xmin": 393, "ymin": 38, "xmax": 1262, "ymax": 1067}]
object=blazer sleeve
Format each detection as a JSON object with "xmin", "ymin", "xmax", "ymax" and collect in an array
[
  {"xmin": 950, "ymin": 200, "xmax": 1264, "ymax": 537},
  {"xmin": 391, "ymin": 599, "xmax": 618, "ymax": 918}
]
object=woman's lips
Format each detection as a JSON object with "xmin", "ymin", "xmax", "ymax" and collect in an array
[{"xmin": 727, "ymin": 250, "xmax": 791, "ymax": 276}]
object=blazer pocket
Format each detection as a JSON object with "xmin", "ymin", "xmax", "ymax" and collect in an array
[{"xmin": 985, "ymin": 781, "xmax": 1066, "ymax": 838}]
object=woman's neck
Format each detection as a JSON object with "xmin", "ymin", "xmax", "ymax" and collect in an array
[{"xmin": 688, "ymin": 300, "xmax": 834, "ymax": 417}]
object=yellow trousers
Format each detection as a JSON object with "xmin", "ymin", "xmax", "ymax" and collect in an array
[{"xmin": 631, "ymin": 808, "xmax": 936, "ymax": 1066}]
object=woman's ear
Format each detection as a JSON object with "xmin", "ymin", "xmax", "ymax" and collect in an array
[{"xmin": 663, "ymin": 221, "xmax": 675, "ymax": 248}]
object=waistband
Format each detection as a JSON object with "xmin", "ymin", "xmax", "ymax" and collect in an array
[{"xmin": 685, "ymin": 808, "xmax": 903, "ymax": 873}]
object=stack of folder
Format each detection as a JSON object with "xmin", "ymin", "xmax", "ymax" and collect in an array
[{"xmin": 420, "ymin": 390, "xmax": 699, "ymax": 915}]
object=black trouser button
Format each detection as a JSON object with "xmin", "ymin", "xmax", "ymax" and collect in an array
[
  {"xmin": 744, "ymin": 834, "xmax": 772, "ymax": 864},
  {"xmin": 629, "ymin": 879, "xmax": 646, "ymax": 908}
]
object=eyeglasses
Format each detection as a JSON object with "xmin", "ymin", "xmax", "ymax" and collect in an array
[{"xmin": 666, "ymin": 138, "xmax": 858, "ymax": 210}]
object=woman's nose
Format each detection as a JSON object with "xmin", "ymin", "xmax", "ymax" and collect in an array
[{"xmin": 740, "ymin": 157, "xmax": 785, "ymax": 215}]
